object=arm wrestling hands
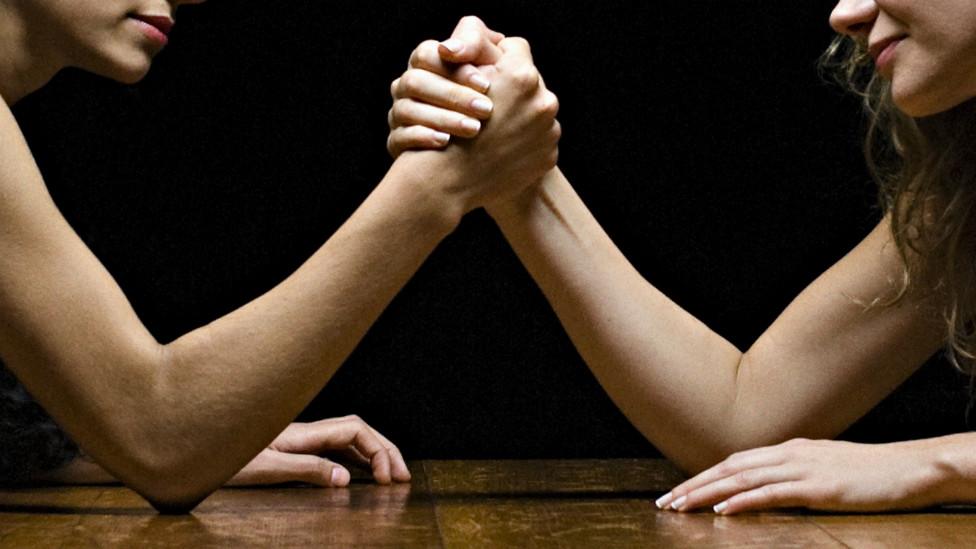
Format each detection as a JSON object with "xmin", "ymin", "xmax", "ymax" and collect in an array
[{"xmin": 387, "ymin": 16, "xmax": 971, "ymax": 515}]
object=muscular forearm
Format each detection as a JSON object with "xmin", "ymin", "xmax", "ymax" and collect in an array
[{"xmin": 489, "ymin": 168, "xmax": 945, "ymax": 473}]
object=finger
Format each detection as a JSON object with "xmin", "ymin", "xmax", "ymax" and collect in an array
[
  {"xmin": 713, "ymin": 481, "xmax": 809, "ymax": 515},
  {"xmin": 672, "ymin": 465, "xmax": 798, "ymax": 512},
  {"xmin": 390, "ymin": 99, "xmax": 483, "ymax": 138},
  {"xmin": 393, "ymin": 69, "xmax": 494, "ymax": 119},
  {"xmin": 387, "ymin": 126, "xmax": 451, "ymax": 158},
  {"xmin": 439, "ymin": 15, "xmax": 505, "ymax": 65},
  {"xmin": 335, "ymin": 416, "xmax": 394, "ymax": 485},
  {"xmin": 228, "ymin": 449, "xmax": 351, "ymax": 488},
  {"xmin": 497, "ymin": 36, "xmax": 533, "ymax": 61},
  {"xmin": 368, "ymin": 426, "xmax": 411, "ymax": 483},
  {"xmin": 273, "ymin": 416, "xmax": 393, "ymax": 485},
  {"xmin": 656, "ymin": 446, "xmax": 788, "ymax": 509},
  {"xmin": 408, "ymin": 41, "xmax": 491, "ymax": 93}
]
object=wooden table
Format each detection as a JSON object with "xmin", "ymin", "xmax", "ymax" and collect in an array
[{"xmin": 1, "ymin": 459, "xmax": 974, "ymax": 547}]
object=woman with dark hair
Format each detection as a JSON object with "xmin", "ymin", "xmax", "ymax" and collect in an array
[
  {"xmin": 388, "ymin": 2, "xmax": 976, "ymax": 514},
  {"xmin": 0, "ymin": 1, "xmax": 559, "ymax": 512}
]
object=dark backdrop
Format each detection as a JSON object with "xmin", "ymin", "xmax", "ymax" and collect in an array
[{"xmin": 13, "ymin": 1, "xmax": 972, "ymax": 459}]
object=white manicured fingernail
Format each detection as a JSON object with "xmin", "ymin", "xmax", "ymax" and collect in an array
[
  {"xmin": 670, "ymin": 495, "xmax": 687, "ymax": 510},
  {"xmin": 713, "ymin": 501, "xmax": 729, "ymax": 514},
  {"xmin": 460, "ymin": 118, "xmax": 481, "ymax": 132},
  {"xmin": 470, "ymin": 73, "xmax": 491, "ymax": 92},
  {"xmin": 432, "ymin": 131, "xmax": 451, "ymax": 145},
  {"xmin": 471, "ymin": 98, "xmax": 493, "ymax": 115},
  {"xmin": 440, "ymin": 39, "xmax": 463, "ymax": 54},
  {"xmin": 655, "ymin": 492, "xmax": 673, "ymax": 509}
]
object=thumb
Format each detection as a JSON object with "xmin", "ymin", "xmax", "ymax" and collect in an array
[{"xmin": 439, "ymin": 15, "xmax": 505, "ymax": 65}]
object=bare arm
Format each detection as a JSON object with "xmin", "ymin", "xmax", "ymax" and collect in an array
[
  {"xmin": 0, "ymin": 37, "xmax": 557, "ymax": 513},
  {"xmin": 486, "ymin": 169, "xmax": 945, "ymax": 473},
  {"xmin": 386, "ymin": 26, "xmax": 945, "ymax": 474}
]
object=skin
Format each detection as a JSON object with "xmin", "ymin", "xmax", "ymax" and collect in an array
[
  {"xmin": 829, "ymin": 0, "xmax": 976, "ymax": 117},
  {"xmin": 0, "ymin": 3, "xmax": 558, "ymax": 511},
  {"xmin": 389, "ymin": 7, "xmax": 976, "ymax": 515}
]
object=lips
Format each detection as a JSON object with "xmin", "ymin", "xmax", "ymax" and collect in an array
[
  {"xmin": 129, "ymin": 14, "xmax": 174, "ymax": 36},
  {"xmin": 868, "ymin": 36, "xmax": 907, "ymax": 63}
]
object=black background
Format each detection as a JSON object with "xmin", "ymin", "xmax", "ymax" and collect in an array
[{"xmin": 13, "ymin": 1, "xmax": 972, "ymax": 459}]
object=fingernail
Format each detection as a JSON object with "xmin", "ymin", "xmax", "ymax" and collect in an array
[
  {"xmin": 440, "ymin": 39, "xmax": 463, "ymax": 54},
  {"xmin": 470, "ymin": 73, "xmax": 491, "ymax": 92},
  {"xmin": 460, "ymin": 118, "xmax": 481, "ymax": 132},
  {"xmin": 432, "ymin": 130, "xmax": 451, "ymax": 145},
  {"xmin": 471, "ymin": 98, "xmax": 493, "ymax": 115},
  {"xmin": 655, "ymin": 492, "xmax": 673, "ymax": 509},
  {"xmin": 714, "ymin": 501, "xmax": 729, "ymax": 514},
  {"xmin": 670, "ymin": 495, "xmax": 687, "ymax": 511},
  {"xmin": 331, "ymin": 467, "xmax": 349, "ymax": 486}
]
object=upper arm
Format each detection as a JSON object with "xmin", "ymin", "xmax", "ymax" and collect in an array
[
  {"xmin": 0, "ymin": 101, "xmax": 165, "ymax": 479},
  {"xmin": 730, "ymin": 217, "xmax": 947, "ymax": 446}
]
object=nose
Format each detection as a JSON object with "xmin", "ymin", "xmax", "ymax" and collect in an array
[{"xmin": 829, "ymin": 0, "xmax": 879, "ymax": 38}]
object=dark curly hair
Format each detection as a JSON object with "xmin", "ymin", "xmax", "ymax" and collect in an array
[{"xmin": 0, "ymin": 362, "xmax": 79, "ymax": 483}]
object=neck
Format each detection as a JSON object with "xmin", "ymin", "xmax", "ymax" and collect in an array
[{"xmin": 0, "ymin": 3, "xmax": 65, "ymax": 106}]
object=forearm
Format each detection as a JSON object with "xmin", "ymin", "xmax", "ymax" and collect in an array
[
  {"xmin": 151, "ymin": 151, "xmax": 459, "ymax": 494},
  {"xmin": 490, "ymin": 168, "xmax": 744, "ymax": 470},
  {"xmin": 489, "ymin": 168, "xmax": 945, "ymax": 474},
  {"xmin": 2, "ymin": 150, "xmax": 458, "ymax": 508}
]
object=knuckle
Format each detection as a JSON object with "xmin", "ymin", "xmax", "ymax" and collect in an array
[
  {"xmin": 544, "ymin": 91, "xmax": 560, "ymax": 115},
  {"xmin": 714, "ymin": 461, "xmax": 734, "ymax": 476},
  {"xmin": 511, "ymin": 66, "xmax": 540, "ymax": 91},
  {"xmin": 732, "ymin": 471, "xmax": 754, "ymax": 488},
  {"xmin": 417, "ymin": 42, "xmax": 441, "ymax": 67},
  {"xmin": 459, "ymin": 15, "xmax": 484, "ymax": 27},
  {"xmin": 389, "ymin": 101, "xmax": 405, "ymax": 123},
  {"xmin": 505, "ymin": 36, "xmax": 531, "ymax": 51},
  {"xmin": 412, "ymin": 40, "xmax": 440, "ymax": 66},
  {"xmin": 390, "ymin": 78, "xmax": 400, "ymax": 98},
  {"xmin": 399, "ymin": 69, "xmax": 422, "ymax": 92},
  {"xmin": 551, "ymin": 120, "xmax": 562, "ymax": 141}
]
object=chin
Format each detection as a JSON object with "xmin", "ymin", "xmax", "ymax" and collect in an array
[
  {"xmin": 891, "ymin": 84, "xmax": 947, "ymax": 119},
  {"xmin": 83, "ymin": 49, "xmax": 154, "ymax": 85},
  {"xmin": 890, "ymin": 73, "xmax": 971, "ymax": 119}
]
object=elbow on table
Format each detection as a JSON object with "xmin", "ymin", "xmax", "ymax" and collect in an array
[
  {"xmin": 129, "ymin": 463, "xmax": 219, "ymax": 514},
  {"xmin": 115, "ymin": 438, "xmax": 226, "ymax": 514}
]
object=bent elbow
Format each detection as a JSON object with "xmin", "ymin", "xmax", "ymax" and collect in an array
[
  {"xmin": 122, "ymin": 450, "xmax": 221, "ymax": 514},
  {"xmin": 134, "ymin": 471, "xmax": 215, "ymax": 514}
]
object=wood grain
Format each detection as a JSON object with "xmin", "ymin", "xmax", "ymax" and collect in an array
[{"xmin": 1, "ymin": 460, "xmax": 973, "ymax": 548}]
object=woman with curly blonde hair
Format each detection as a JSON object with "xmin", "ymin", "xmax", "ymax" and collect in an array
[{"xmin": 388, "ymin": 2, "xmax": 976, "ymax": 514}]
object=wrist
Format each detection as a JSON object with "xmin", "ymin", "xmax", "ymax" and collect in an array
[
  {"xmin": 920, "ymin": 433, "xmax": 976, "ymax": 505},
  {"xmin": 485, "ymin": 167, "xmax": 562, "ymax": 222},
  {"xmin": 387, "ymin": 151, "xmax": 468, "ymax": 234}
]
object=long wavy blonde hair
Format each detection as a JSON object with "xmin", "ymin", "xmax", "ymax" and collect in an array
[{"xmin": 821, "ymin": 36, "xmax": 976, "ymax": 374}]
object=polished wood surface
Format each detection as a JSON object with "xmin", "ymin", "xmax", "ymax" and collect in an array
[{"xmin": 0, "ymin": 459, "xmax": 971, "ymax": 548}]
